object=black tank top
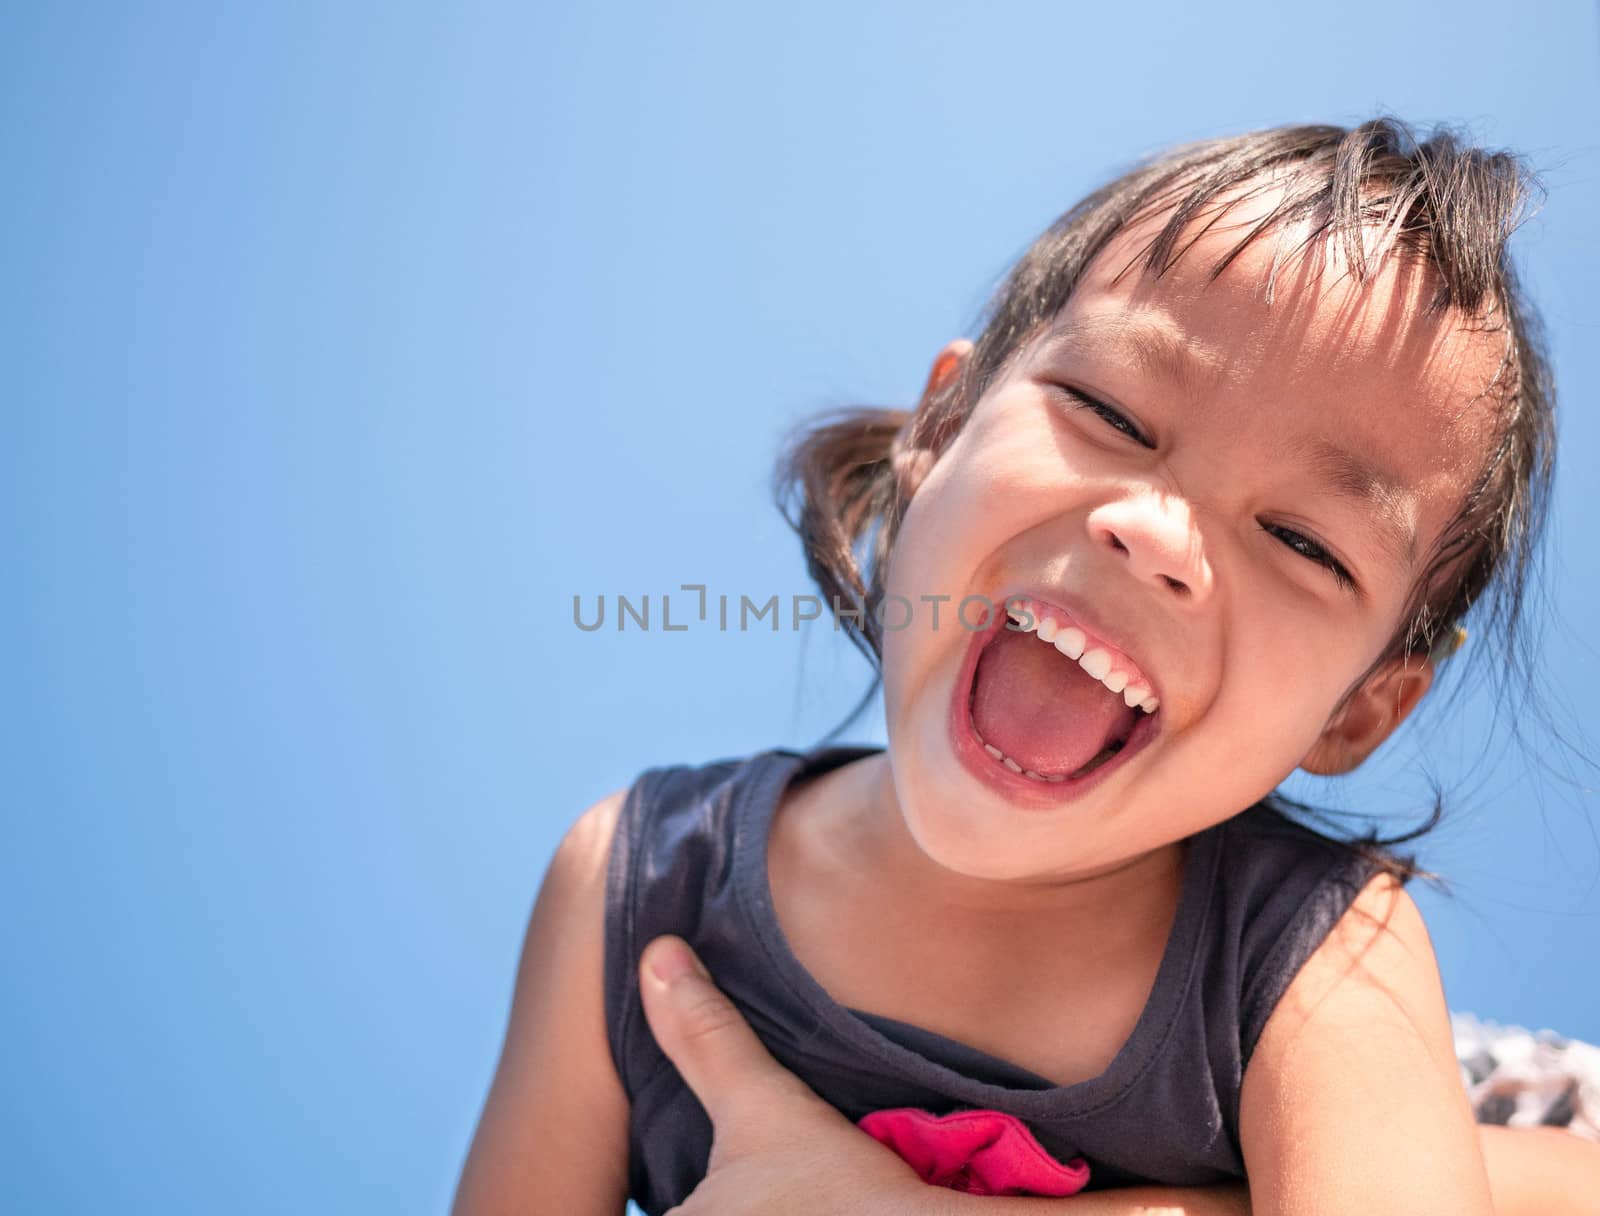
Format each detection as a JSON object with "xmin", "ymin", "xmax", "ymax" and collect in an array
[{"xmin": 602, "ymin": 743, "xmax": 1397, "ymax": 1214}]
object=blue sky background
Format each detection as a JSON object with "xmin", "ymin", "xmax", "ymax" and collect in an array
[{"xmin": 3, "ymin": 3, "xmax": 1598, "ymax": 1213}]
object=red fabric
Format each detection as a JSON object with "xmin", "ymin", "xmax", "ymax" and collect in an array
[{"xmin": 857, "ymin": 1106, "xmax": 1091, "ymax": 1197}]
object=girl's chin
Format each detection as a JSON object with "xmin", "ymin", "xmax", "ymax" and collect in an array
[
  {"xmin": 889, "ymin": 749, "xmax": 1088, "ymax": 877},
  {"xmin": 895, "ymin": 811, "xmax": 1040, "ymax": 879}
]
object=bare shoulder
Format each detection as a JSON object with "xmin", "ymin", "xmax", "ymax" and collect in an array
[
  {"xmin": 1262, "ymin": 869, "xmax": 1443, "ymax": 1033},
  {"xmin": 1239, "ymin": 871, "xmax": 1495, "ymax": 1214},
  {"xmin": 451, "ymin": 787, "xmax": 633, "ymax": 1216},
  {"xmin": 550, "ymin": 786, "xmax": 628, "ymax": 894}
]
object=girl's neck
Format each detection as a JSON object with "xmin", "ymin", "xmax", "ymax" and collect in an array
[{"xmin": 798, "ymin": 749, "xmax": 1187, "ymax": 927}]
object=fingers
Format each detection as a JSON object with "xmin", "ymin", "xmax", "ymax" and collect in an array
[{"xmin": 637, "ymin": 934, "xmax": 818, "ymax": 1131}]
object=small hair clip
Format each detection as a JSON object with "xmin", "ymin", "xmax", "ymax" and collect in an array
[{"xmin": 1430, "ymin": 624, "xmax": 1468, "ymax": 660}]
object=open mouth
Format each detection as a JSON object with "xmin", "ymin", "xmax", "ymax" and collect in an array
[{"xmin": 947, "ymin": 596, "xmax": 1161, "ymax": 798}]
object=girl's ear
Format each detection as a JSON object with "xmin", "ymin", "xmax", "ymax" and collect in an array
[
  {"xmin": 1299, "ymin": 653, "xmax": 1435, "ymax": 776},
  {"xmin": 892, "ymin": 338, "xmax": 973, "ymax": 500}
]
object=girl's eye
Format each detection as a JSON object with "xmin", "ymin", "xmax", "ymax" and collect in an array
[
  {"xmin": 1055, "ymin": 386, "xmax": 1154, "ymax": 449},
  {"xmin": 1261, "ymin": 523, "xmax": 1358, "ymax": 593}
]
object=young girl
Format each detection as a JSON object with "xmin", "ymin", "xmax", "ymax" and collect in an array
[{"xmin": 454, "ymin": 116, "xmax": 1600, "ymax": 1214}]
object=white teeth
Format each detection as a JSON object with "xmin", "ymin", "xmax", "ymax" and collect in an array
[
  {"xmin": 1079, "ymin": 648, "xmax": 1113, "ymax": 681},
  {"xmin": 972, "ymin": 724, "xmax": 1140, "ymax": 784},
  {"xmin": 1004, "ymin": 602, "xmax": 1162, "ymax": 715},
  {"xmin": 971, "ymin": 729, "xmax": 1075, "ymax": 783},
  {"xmin": 1054, "ymin": 627, "xmax": 1086, "ymax": 660}
]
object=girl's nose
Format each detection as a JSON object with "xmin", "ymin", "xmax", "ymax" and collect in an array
[{"xmin": 1086, "ymin": 493, "xmax": 1213, "ymax": 603}]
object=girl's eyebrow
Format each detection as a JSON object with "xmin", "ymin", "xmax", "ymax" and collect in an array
[
  {"xmin": 1037, "ymin": 313, "xmax": 1224, "ymax": 397},
  {"xmin": 1041, "ymin": 313, "xmax": 1418, "ymax": 572},
  {"xmin": 1285, "ymin": 434, "xmax": 1418, "ymax": 570}
]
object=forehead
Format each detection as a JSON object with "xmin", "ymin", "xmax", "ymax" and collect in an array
[{"xmin": 1041, "ymin": 183, "xmax": 1508, "ymax": 548}]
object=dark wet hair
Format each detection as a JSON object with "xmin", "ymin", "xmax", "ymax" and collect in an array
[{"xmin": 771, "ymin": 114, "xmax": 1557, "ymax": 888}]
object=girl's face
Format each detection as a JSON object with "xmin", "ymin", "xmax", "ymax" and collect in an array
[{"xmin": 880, "ymin": 191, "xmax": 1503, "ymax": 882}]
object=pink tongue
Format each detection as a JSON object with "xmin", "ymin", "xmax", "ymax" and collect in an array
[{"xmin": 970, "ymin": 629, "xmax": 1135, "ymax": 776}]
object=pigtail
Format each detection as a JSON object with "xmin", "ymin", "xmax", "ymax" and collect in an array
[{"xmin": 771, "ymin": 407, "xmax": 907, "ymax": 737}]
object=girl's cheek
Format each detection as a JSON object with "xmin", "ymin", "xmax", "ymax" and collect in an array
[{"xmin": 1245, "ymin": 616, "xmax": 1348, "ymax": 719}]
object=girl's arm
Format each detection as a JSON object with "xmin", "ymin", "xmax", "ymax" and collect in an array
[
  {"xmin": 452, "ymin": 791, "xmax": 633, "ymax": 1216},
  {"xmin": 1235, "ymin": 871, "xmax": 1494, "ymax": 1215}
]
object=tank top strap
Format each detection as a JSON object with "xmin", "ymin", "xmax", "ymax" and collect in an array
[
  {"xmin": 602, "ymin": 749, "xmax": 749, "ymax": 1100},
  {"xmin": 1214, "ymin": 802, "xmax": 1406, "ymax": 1072}
]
